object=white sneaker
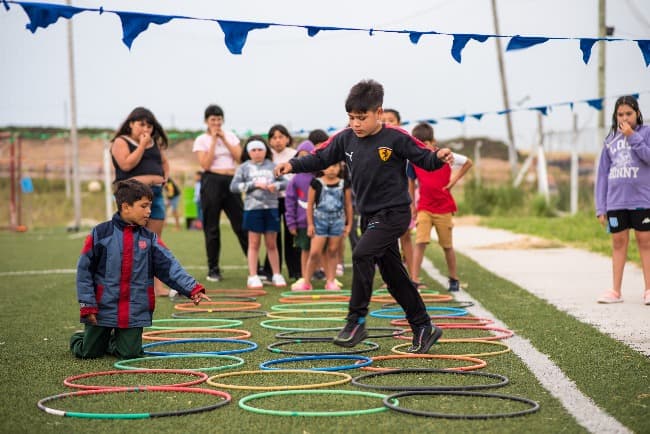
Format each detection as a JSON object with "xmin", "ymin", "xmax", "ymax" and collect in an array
[
  {"xmin": 168, "ymin": 289, "xmax": 179, "ymax": 299},
  {"xmin": 247, "ymin": 275, "xmax": 263, "ymax": 289},
  {"xmin": 271, "ymin": 274, "xmax": 287, "ymax": 287}
]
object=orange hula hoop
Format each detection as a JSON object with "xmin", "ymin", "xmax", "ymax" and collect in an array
[{"xmin": 142, "ymin": 328, "xmax": 252, "ymax": 341}]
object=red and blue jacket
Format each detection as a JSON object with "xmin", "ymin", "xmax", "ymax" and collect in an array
[{"xmin": 76, "ymin": 213, "xmax": 204, "ymax": 328}]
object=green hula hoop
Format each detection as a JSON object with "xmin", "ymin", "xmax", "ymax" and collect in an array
[
  {"xmin": 260, "ymin": 318, "xmax": 346, "ymax": 331},
  {"xmin": 113, "ymin": 354, "xmax": 245, "ymax": 373},
  {"xmin": 147, "ymin": 318, "xmax": 243, "ymax": 330},
  {"xmin": 206, "ymin": 369, "xmax": 351, "ymax": 390},
  {"xmin": 280, "ymin": 289, "xmax": 351, "ymax": 297},
  {"xmin": 271, "ymin": 302, "xmax": 348, "ymax": 311},
  {"xmin": 238, "ymin": 389, "xmax": 396, "ymax": 417}
]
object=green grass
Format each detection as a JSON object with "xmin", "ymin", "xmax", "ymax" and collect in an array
[
  {"xmin": 0, "ymin": 226, "xmax": 647, "ymax": 433},
  {"xmin": 483, "ymin": 211, "xmax": 642, "ymax": 264}
]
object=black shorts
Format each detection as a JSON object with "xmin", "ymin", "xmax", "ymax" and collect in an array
[{"xmin": 606, "ymin": 209, "xmax": 650, "ymax": 233}]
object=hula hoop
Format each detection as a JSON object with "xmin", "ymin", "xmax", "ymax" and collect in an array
[
  {"xmin": 172, "ymin": 294, "xmax": 257, "ymax": 302},
  {"xmin": 267, "ymin": 339, "xmax": 379, "ymax": 356},
  {"xmin": 113, "ymin": 354, "xmax": 245, "ymax": 373},
  {"xmin": 382, "ymin": 300, "xmax": 474, "ymax": 309},
  {"xmin": 174, "ymin": 301, "xmax": 262, "ymax": 312},
  {"xmin": 265, "ymin": 310, "xmax": 347, "ymax": 320},
  {"xmin": 394, "ymin": 325, "xmax": 513, "ymax": 342},
  {"xmin": 370, "ymin": 306, "xmax": 467, "ymax": 319},
  {"xmin": 351, "ymin": 368, "xmax": 509, "ymax": 391},
  {"xmin": 148, "ymin": 318, "xmax": 243, "ymax": 329},
  {"xmin": 238, "ymin": 389, "xmax": 393, "ymax": 417},
  {"xmin": 271, "ymin": 301, "xmax": 348, "ymax": 311},
  {"xmin": 63, "ymin": 369, "xmax": 208, "ymax": 390},
  {"xmin": 277, "ymin": 295, "xmax": 350, "ymax": 303},
  {"xmin": 142, "ymin": 338, "xmax": 258, "ymax": 356},
  {"xmin": 383, "ymin": 390, "xmax": 540, "ymax": 419},
  {"xmin": 275, "ymin": 326, "xmax": 405, "ymax": 341},
  {"xmin": 171, "ymin": 310, "xmax": 268, "ymax": 320},
  {"xmin": 260, "ymin": 318, "xmax": 346, "ymax": 331},
  {"xmin": 206, "ymin": 369, "xmax": 351, "ymax": 390},
  {"xmin": 371, "ymin": 293, "xmax": 453, "ymax": 303},
  {"xmin": 142, "ymin": 328, "xmax": 252, "ymax": 341},
  {"xmin": 37, "ymin": 386, "xmax": 231, "ymax": 419},
  {"xmin": 357, "ymin": 354, "xmax": 487, "ymax": 372},
  {"xmin": 390, "ymin": 316, "xmax": 494, "ymax": 327},
  {"xmin": 260, "ymin": 354, "xmax": 373, "ymax": 371},
  {"xmin": 280, "ymin": 289, "xmax": 351, "ymax": 297},
  {"xmin": 391, "ymin": 339, "xmax": 511, "ymax": 358},
  {"xmin": 205, "ymin": 288, "xmax": 267, "ymax": 297}
]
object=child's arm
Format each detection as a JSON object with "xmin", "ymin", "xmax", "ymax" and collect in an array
[
  {"xmin": 151, "ymin": 235, "xmax": 210, "ymax": 303},
  {"xmin": 306, "ymin": 185, "xmax": 316, "ymax": 238},
  {"xmin": 161, "ymin": 148, "xmax": 170, "ymax": 182},
  {"xmin": 76, "ymin": 231, "xmax": 99, "ymax": 324},
  {"xmin": 343, "ymin": 186, "xmax": 353, "ymax": 237},
  {"xmin": 595, "ymin": 144, "xmax": 612, "ymax": 220},
  {"xmin": 285, "ymin": 181, "xmax": 298, "ymax": 234},
  {"xmin": 628, "ymin": 128, "xmax": 650, "ymax": 164},
  {"xmin": 229, "ymin": 164, "xmax": 254, "ymax": 193},
  {"xmin": 445, "ymin": 154, "xmax": 473, "ymax": 191}
]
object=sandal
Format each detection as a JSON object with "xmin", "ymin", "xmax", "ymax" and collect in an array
[
  {"xmin": 597, "ymin": 290, "xmax": 623, "ymax": 304},
  {"xmin": 644, "ymin": 290, "xmax": 650, "ymax": 306}
]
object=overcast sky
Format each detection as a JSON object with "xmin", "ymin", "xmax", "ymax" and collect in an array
[{"xmin": 1, "ymin": 0, "xmax": 649, "ymax": 150}]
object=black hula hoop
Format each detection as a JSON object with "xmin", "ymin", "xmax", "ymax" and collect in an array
[
  {"xmin": 171, "ymin": 310, "xmax": 268, "ymax": 320},
  {"xmin": 274, "ymin": 326, "xmax": 406, "ymax": 341},
  {"xmin": 351, "ymin": 368, "xmax": 509, "ymax": 391},
  {"xmin": 267, "ymin": 339, "xmax": 380, "ymax": 355},
  {"xmin": 37, "ymin": 386, "xmax": 231, "ymax": 419},
  {"xmin": 382, "ymin": 390, "xmax": 540, "ymax": 419}
]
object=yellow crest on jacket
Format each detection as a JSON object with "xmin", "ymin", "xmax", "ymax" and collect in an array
[{"xmin": 378, "ymin": 147, "xmax": 392, "ymax": 162}]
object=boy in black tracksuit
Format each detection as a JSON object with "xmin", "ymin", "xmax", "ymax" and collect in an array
[{"xmin": 274, "ymin": 79, "xmax": 453, "ymax": 353}]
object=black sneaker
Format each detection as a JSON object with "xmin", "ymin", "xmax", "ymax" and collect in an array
[
  {"xmin": 332, "ymin": 319, "xmax": 368, "ymax": 348},
  {"xmin": 407, "ymin": 324, "xmax": 442, "ymax": 354},
  {"xmin": 206, "ymin": 269, "xmax": 222, "ymax": 282},
  {"xmin": 448, "ymin": 278, "xmax": 460, "ymax": 292},
  {"xmin": 313, "ymin": 269, "xmax": 326, "ymax": 281}
]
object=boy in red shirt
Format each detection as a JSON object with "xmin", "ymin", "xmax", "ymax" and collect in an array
[{"xmin": 408, "ymin": 122, "xmax": 473, "ymax": 291}]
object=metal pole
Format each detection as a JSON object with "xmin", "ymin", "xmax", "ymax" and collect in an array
[
  {"xmin": 474, "ymin": 140, "xmax": 482, "ymax": 186},
  {"xmin": 536, "ymin": 113, "xmax": 549, "ymax": 202},
  {"xmin": 490, "ymin": 0, "xmax": 517, "ymax": 179},
  {"xmin": 570, "ymin": 114, "xmax": 580, "ymax": 215},
  {"xmin": 67, "ymin": 0, "xmax": 81, "ymax": 231},
  {"xmin": 9, "ymin": 134, "xmax": 17, "ymax": 229}
]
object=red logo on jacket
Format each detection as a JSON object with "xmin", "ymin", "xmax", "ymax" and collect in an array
[{"xmin": 138, "ymin": 240, "xmax": 147, "ymax": 250}]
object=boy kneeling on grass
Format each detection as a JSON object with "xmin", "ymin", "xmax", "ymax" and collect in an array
[{"xmin": 70, "ymin": 179, "xmax": 211, "ymax": 359}]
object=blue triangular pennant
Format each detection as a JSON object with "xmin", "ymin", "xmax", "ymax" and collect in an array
[
  {"xmin": 115, "ymin": 11, "xmax": 173, "ymax": 49},
  {"xmin": 579, "ymin": 38, "xmax": 598, "ymax": 64},
  {"xmin": 586, "ymin": 98, "xmax": 604, "ymax": 110},
  {"xmin": 636, "ymin": 40, "xmax": 650, "ymax": 67},
  {"xmin": 19, "ymin": 2, "xmax": 85, "ymax": 33},
  {"xmin": 506, "ymin": 35, "xmax": 550, "ymax": 51},
  {"xmin": 217, "ymin": 20, "xmax": 270, "ymax": 54},
  {"xmin": 531, "ymin": 106, "xmax": 548, "ymax": 116},
  {"xmin": 450, "ymin": 34, "xmax": 489, "ymax": 63},
  {"xmin": 470, "ymin": 113, "xmax": 484, "ymax": 121}
]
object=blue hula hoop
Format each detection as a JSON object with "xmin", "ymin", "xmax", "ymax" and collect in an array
[
  {"xmin": 260, "ymin": 354, "xmax": 372, "ymax": 371},
  {"xmin": 142, "ymin": 338, "xmax": 258, "ymax": 356},
  {"xmin": 370, "ymin": 306, "xmax": 467, "ymax": 319}
]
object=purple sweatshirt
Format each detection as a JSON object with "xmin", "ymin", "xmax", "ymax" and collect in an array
[
  {"xmin": 595, "ymin": 124, "xmax": 650, "ymax": 216},
  {"xmin": 285, "ymin": 172, "xmax": 314, "ymax": 230}
]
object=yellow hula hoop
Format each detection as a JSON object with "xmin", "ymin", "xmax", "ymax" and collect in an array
[
  {"xmin": 206, "ymin": 369, "xmax": 352, "ymax": 390},
  {"xmin": 357, "ymin": 354, "xmax": 488, "ymax": 372},
  {"xmin": 391, "ymin": 339, "xmax": 511, "ymax": 358},
  {"xmin": 174, "ymin": 301, "xmax": 262, "ymax": 312},
  {"xmin": 371, "ymin": 293, "xmax": 453, "ymax": 303},
  {"xmin": 265, "ymin": 310, "xmax": 347, "ymax": 319},
  {"xmin": 277, "ymin": 295, "xmax": 350, "ymax": 303},
  {"xmin": 142, "ymin": 328, "xmax": 252, "ymax": 341}
]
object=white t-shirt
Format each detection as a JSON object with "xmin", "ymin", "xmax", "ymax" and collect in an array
[
  {"xmin": 272, "ymin": 147, "xmax": 297, "ymax": 197},
  {"xmin": 192, "ymin": 130, "xmax": 241, "ymax": 172}
]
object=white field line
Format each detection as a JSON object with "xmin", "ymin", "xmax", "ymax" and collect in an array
[
  {"xmin": 0, "ymin": 264, "xmax": 248, "ymax": 277},
  {"xmin": 421, "ymin": 257, "xmax": 631, "ymax": 434}
]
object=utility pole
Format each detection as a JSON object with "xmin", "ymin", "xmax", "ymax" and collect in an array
[
  {"xmin": 67, "ymin": 0, "xmax": 81, "ymax": 231},
  {"xmin": 490, "ymin": 0, "xmax": 517, "ymax": 180}
]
